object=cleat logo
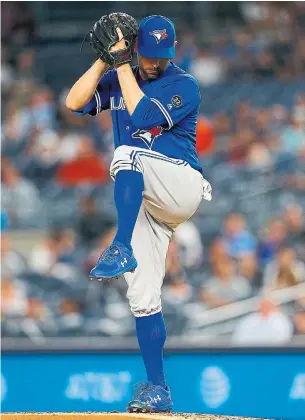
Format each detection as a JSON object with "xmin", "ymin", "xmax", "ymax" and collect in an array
[
  {"xmin": 121, "ymin": 258, "xmax": 127, "ymax": 268},
  {"xmin": 153, "ymin": 395, "xmax": 161, "ymax": 403}
]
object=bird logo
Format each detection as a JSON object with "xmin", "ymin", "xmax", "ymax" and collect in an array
[
  {"xmin": 149, "ymin": 29, "xmax": 168, "ymax": 44},
  {"xmin": 132, "ymin": 126, "xmax": 163, "ymax": 147}
]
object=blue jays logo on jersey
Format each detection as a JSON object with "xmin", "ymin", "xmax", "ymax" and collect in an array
[
  {"xmin": 132, "ymin": 126, "xmax": 163, "ymax": 148},
  {"xmin": 149, "ymin": 29, "xmax": 168, "ymax": 44}
]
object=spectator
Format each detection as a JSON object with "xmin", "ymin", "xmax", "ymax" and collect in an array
[
  {"xmin": 164, "ymin": 240, "xmax": 186, "ymax": 282},
  {"xmin": 294, "ymin": 303, "xmax": 305, "ymax": 336},
  {"xmin": 1, "ymin": 1, "xmax": 35, "ymax": 45},
  {"xmin": 271, "ymin": 31, "xmax": 294, "ymax": 76},
  {"xmin": 235, "ymin": 102, "xmax": 253, "ymax": 127},
  {"xmin": 269, "ymin": 104, "xmax": 289, "ymax": 134},
  {"xmin": 253, "ymin": 50, "xmax": 277, "ymax": 79},
  {"xmin": 28, "ymin": 228, "xmax": 63, "ymax": 274},
  {"xmin": 83, "ymin": 226, "xmax": 116, "ymax": 275},
  {"xmin": 253, "ymin": 108, "xmax": 272, "ymax": 138},
  {"xmin": 284, "ymin": 145, "xmax": 305, "ymax": 191},
  {"xmin": 209, "ymin": 237, "xmax": 229, "ymax": 267},
  {"xmin": 162, "ymin": 276, "xmax": 193, "ymax": 306},
  {"xmin": 77, "ymin": 195, "xmax": 114, "ymax": 247},
  {"xmin": 228, "ymin": 128, "xmax": 257, "ymax": 164},
  {"xmin": 58, "ymin": 298, "xmax": 84, "ymax": 331},
  {"xmin": 29, "ymin": 227, "xmax": 79, "ymax": 281},
  {"xmin": 23, "ymin": 130, "xmax": 61, "ymax": 186},
  {"xmin": 56, "ymin": 130, "xmax": 82, "ymax": 163},
  {"xmin": 3, "ymin": 87, "xmax": 56, "ymax": 147},
  {"xmin": 247, "ymin": 143, "xmax": 273, "ymax": 170},
  {"xmin": 1, "ymin": 47, "xmax": 14, "ymax": 97},
  {"xmin": 93, "ymin": 111, "xmax": 115, "ymax": 161},
  {"xmin": 15, "ymin": 49, "xmax": 38, "ymax": 83},
  {"xmin": 174, "ymin": 220, "xmax": 204, "ymax": 268},
  {"xmin": 2, "ymin": 101, "xmax": 32, "ymax": 147},
  {"xmin": 279, "ymin": 115, "xmax": 305, "ymax": 156},
  {"xmin": 227, "ymin": 30, "xmax": 255, "ymax": 80},
  {"xmin": 292, "ymin": 94, "xmax": 305, "ymax": 127},
  {"xmin": 258, "ymin": 219, "xmax": 287, "ymax": 267},
  {"xmin": 21, "ymin": 297, "xmax": 55, "ymax": 339},
  {"xmin": 28, "ymin": 129, "xmax": 60, "ymax": 165},
  {"xmin": 238, "ymin": 254, "xmax": 262, "ymax": 290},
  {"xmin": 1, "ymin": 232, "xmax": 27, "ymax": 278},
  {"xmin": 55, "ymin": 228, "xmax": 78, "ymax": 264},
  {"xmin": 56, "ymin": 135, "xmax": 108, "ymax": 187},
  {"xmin": 29, "ymin": 87, "xmax": 57, "ymax": 131},
  {"xmin": 190, "ymin": 48, "xmax": 225, "ymax": 85},
  {"xmin": 239, "ymin": 2, "xmax": 272, "ymax": 29},
  {"xmin": 196, "ymin": 116, "xmax": 215, "ymax": 156},
  {"xmin": 27, "ymin": 298, "xmax": 51, "ymax": 321},
  {"xmin": 211, "ymin": 112, "xmax": 232, "ymax": 150},
  {"xmin": 284, "ymin": 204, "xmax": 305, "ymax": 236},
  {"xmin": 200, "ymin": 258, "xmax": 252, "ymax": 308},
  {"xmin": 294, "ymin": 35, "xmax": 305, "ymax": 75},
  {"xmin": 232, "ymin": 298, "xmax": 293, "ymax": 344},
  {"xmin": 283, "ymin": 204, "xmax": 305, "ymax": 260},
  {"xmin": 1, "ymin": 159, "xmax": 42, "ymax": 226},
  {"xmin": 51, "ymin": 228, "xmax": 81, "ymax": 283},
  {"xmin": 295, "ymin": 3, "xmax": 305, "ymax": 34},
  {"xmin": 174, "ymin": 32, "xmax": 197, "ymax": 73},
  {"xmin": 1, "ymin": 276, "xmax": 28, "ymax": 318},
  {"xmin": 163, "ymin": 241, "xmax": 193, "ymax": 305},
  {"xmin": 222, "ymin": 213, "xmax": 257, "ymax": 259},
  {"xmin": 263, "ymin": 247, "xmax": 305, "ymax": 291}
]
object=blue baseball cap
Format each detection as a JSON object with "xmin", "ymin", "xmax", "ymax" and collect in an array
[{"xmin": 137, "ymin": 15, "xmax": 176, "ymax": 59}]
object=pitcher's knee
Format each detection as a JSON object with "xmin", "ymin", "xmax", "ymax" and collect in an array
[
  {"xmin": 110, "ymin": 145, "xmax": 144, "ymax": 179},
  {"xmin": 127, "ymin": 291, "xmax": 161, "ymax": 317},
  {"xmin": 113, "ymin": 145, "xmax": 133, "ymax": 159}
]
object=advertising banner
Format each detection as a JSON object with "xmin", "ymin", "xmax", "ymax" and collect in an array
[{"xmin": 1, "ymin": 351, "xmax": 304, "ymax": 419}]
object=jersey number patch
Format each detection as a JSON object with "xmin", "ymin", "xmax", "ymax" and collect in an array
[{"xmin": 132, "ymin": 126, "xmax": 163, "ymax": 148}]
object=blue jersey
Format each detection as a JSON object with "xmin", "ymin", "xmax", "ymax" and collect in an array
[{"xmin": 74, "ymin": 62, "xmax": 202, "ymax": 172}]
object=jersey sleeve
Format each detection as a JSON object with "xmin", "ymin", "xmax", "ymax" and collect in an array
[
  {"xmin": 131, "ymin": 76, "xmax": 201, "ymax": 130},
  {"xmin": 72, "ymin": 69, "xmax": 116, "ymax": 116}
]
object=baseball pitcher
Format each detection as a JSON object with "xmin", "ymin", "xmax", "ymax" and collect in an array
[{"xmin": 66, "ymin": 13, "xmax": 212, "ymax": 413}]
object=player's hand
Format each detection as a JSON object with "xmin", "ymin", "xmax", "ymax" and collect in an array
[{"xmin": 110, "ymin": 28, "xmax": 127, "ymax": 52}]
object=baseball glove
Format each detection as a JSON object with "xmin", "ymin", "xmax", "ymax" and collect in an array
[{"xmin": 88, "ymin": 13, "xmax": 138, "ymax": 66}]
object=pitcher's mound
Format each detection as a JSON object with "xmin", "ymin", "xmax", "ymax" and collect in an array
[{"xmin": 1, "ymin": 413, "xmax": 265, "ymax": 420}]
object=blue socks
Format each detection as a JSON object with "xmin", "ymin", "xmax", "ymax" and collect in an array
[
  {"xmin": 113, "ymin": 170, "xmax": 144, "ymax": 248},
  {"xmin": 136, "ymin": 312, "xmax": 166, "ymax": 388},
  {"xmin": 113, "ymin": 172, "xmax": 166, "ymax": 386}
]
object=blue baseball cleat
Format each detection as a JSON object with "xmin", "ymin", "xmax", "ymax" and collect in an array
[
  {"xmin": 127, "ymin": 382, "xmax": 173, "ymax": 413},
  {"xmin": 89, "ymin": 241, "xmax": 138, "ymax": 280}
]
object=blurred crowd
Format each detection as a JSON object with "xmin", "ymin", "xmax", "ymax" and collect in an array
[
  {"xmin": 1, "ymin": 1, "xmax": 305, "ymax": 343},
  {"xmin": 177, "ymin": 13, "xmax": 305, "ymax": 85}
]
